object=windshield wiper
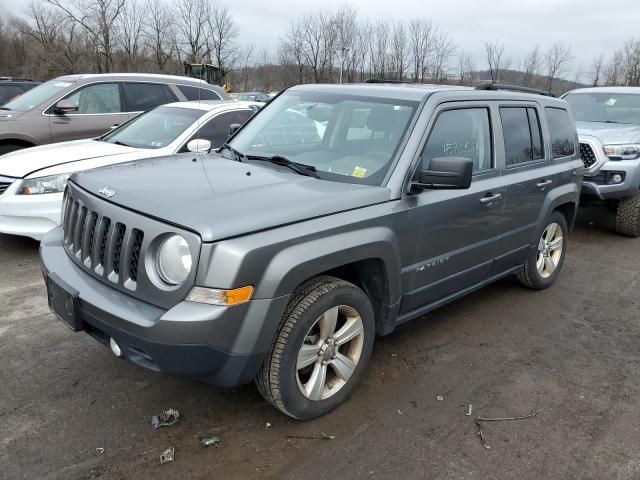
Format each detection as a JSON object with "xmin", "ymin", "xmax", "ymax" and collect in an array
[
  {"xmin": 0, "ymin": 107, "xmax": 11, "ymax": 111},
  {"xmin": 218, "ymin": 142, "xmax": 245, "ymax": 162},
  {"xmin": 246, "ymin": 154, "xmax": 319, "ymax": 178},
  {"xmin": 113, "ymin": 140, "xmax": 131, "ymax": 147}
]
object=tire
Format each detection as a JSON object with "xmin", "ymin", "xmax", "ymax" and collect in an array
[
  {"xmin": 518, "ymin": 211, "xmax": 568, "ymax": 290},
  {"xmin": 615, "ymin": 193, "xmax": 640, "ymax": 237},
  {"xmin": 0, "ymin": 143, "xmax": 25, "ymax": 156},
  {"xmin": 255, "ymin": 275, "xmax": 375, "ymax": 420}
]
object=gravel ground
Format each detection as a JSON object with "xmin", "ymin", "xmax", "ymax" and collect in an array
[{"xmin": 1, "ymin": 206, "xmax": 639, "ymax": 480}]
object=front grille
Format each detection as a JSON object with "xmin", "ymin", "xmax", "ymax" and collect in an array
[
  {"xmin": 580, "ymin": 143, "xmax": 598, "ymax": 169},
  {"xmin": 0, "ymin": 181, "xmax": 12, "ymax": 196},
  {"xmin": 62, "ymin": 193, "xmax": 143, "ymax": 289}
]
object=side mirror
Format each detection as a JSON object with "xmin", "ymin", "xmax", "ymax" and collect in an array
[
  {"xmin": 186, "ymin": 138, "xmax": 212, "ymax": 153},
  {"xmin": 53, "ymin": 99, "xmax": 79, "ymax": 114},
  {"xmin": 412, "ymin": 156, "xmax": 473, "ymax": 191},
  {"xmin": 229, "ymin": 123, "xmax": 242, "ymax": 136}
]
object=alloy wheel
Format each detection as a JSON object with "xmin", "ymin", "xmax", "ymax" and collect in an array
[{"xmin": 536, "ymin": 222, "xmax": 564, "ymax": 278}]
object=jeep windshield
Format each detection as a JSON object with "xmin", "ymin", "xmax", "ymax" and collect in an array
[
  {"xmin": 565, "ymin": 92, "xmax": 640, "ymax": 125},
  {"xmin": 100, "ymin": 106, "xmax": 204, "ymax": 149},
  {"xmin": 228, "ymin": 90, "xmax": 419, "ymax": 185},
  {"xmin": 1, "ymin": 79, "xmax": 76, "ymax": 111}
]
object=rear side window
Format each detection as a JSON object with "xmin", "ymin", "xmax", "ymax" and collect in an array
[
  {"xmin": 500, "ymin": 107, "xmax": 545, "ymax": 166},
  {"xmin": 190, "ymin": 110, "xmax": 253, "ymax": 148},
  {"xmin": 177, "ymin": 85, "xmax": 222, "ymax": 101},
  {"xmin": 0, "ymin": 85, "xmax": 25, "ymax": 104},
  {"xmin": 545, "ymin": 107, "xmax": 576, "ymax": 158},
  {"xmin": 421, "ymin": 108, "xmax": 493, "ymax": 172},
  {"xmin": 122, "ymin": 83, "xmax": 177, "ymax": 112}
]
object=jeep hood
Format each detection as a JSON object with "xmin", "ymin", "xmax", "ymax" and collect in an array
[
  {"xmin": 0, "ymin": 139, "xmax": 141, "ymax": 178},
  {"xmin": 576, "ymin": 121, "xmax": 640, "ymax": 144},
  {"xmin": 71, "ymin": 154, "xmax": 391, "ymax": 242}
]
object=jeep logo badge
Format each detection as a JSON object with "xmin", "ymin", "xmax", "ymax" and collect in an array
[{"xmin": 99, "ymin": 187, "xmax": 115, "ymax": 199}]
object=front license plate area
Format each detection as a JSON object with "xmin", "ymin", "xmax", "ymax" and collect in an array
[{"xmin": 47, "ymin": 273, "xmax": 82, "ymax": 331}]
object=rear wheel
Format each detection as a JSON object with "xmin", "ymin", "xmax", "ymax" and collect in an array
[
  {"xmin": 255, "ymin": 276, "xmax": 375, "ymax": 420},
  {"xmin": 615, "ymin": 193, "xmax": 640, "ymax": 237},
  {"xmin": 0, "ymin": 143, "xmax": 25, "ymax": 156},
  {"xmin": 518, "ymin": 211, "xmax": 568, "ymax": 290}
]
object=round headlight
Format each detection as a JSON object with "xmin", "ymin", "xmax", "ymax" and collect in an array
[{"xmin": 156, "ymin": 235, "xmax": 192, "ymax": 285}]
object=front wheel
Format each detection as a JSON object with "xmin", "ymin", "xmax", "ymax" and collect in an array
[
  {"xmin": 615, "ymin": 193, "xmax": 640, "ymax": 237},
  {"xmin": 518, "ymin": 211, "xmax": 568, "ymax": 290},
  {"xmin": 255, "ymin": 276, "xmax": 375, "ymax": 420}
]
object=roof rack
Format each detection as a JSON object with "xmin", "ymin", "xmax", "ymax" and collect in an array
[
  {"xmin": 0, "ymin": 77, "xmax": 35, "ymax": 82},
  {"xmin": 364, "ymin": 78, "xmax": 414, "ymax": 84},
  {"xmin": 475, "ymin": 83, "xmax": 555, "ymax": 97}
]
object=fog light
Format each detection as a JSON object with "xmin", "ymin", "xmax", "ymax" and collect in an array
[
  {"xmin": 610, "ymin": 173, "xmax": 624, "ymax": 184},
  {"xmin": 109, "ymin": 337, "xmax": 123, "ymax": 357}
]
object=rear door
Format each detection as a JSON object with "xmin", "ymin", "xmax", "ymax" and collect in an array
[
  {"xmin": 49, "ymin": 82, "xmax": 126, "ymax": 142},
  {"xmin": 493, "ymin": 103, "xmax": 550, "ymax": 271},
  {"xmin": 122, "ymin": 82, "xmax": 178, "ymax": 121},
  {"xmin": 402, "ymin": 103, "xmax": 506, "ymax": 314}
]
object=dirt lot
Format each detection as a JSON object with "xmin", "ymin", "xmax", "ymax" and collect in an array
[{"xmin": 1, "ymin": 206, "xmax": 639, "ymax": 480}]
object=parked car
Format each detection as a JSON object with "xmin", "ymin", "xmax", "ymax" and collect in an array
[
  {"xmin": 40, "ymin": 83, "xmax": 583, "ymax": 419},
  {"xmin": 0, "ymin": 77, "xmax": 41, "ymax": 104},
  {"xmin": 0, "ymin": 100, "xmax": 256, "ymax": 240},
  {"xmin": 237, "ymin": 91, "xmax": 271, "ymax": 103},
  {"xmin": 0, "ymin": 73, "xmax": 228, "ymax": 155},
  {"xmin": 563, "ymin": 87, "xmax": 640, "ymax": 236}
]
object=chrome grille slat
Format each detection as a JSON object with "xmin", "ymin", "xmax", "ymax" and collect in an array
[
  {"xmin": 73, "ymin": 206, "xmax": 87, "ymax": 255},
  {"xmin": 81, "ymin": 213, "xmax": 98, "ymax": 266},
  {"xmin": 105, "ymin": 222, "xmax": 123, "ymax": 283},
  {"xmin": 65, "ymin": 201, "xmax": 78, "ymax": 247}
]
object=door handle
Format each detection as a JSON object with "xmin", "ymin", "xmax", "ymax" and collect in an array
[
  {"xmin": 536, "ymin": 179, "xmax": 553, "ymax": 190},
  {"xmin": 480, "ymin": 193, "xmax": 502, "ymax": 205}
]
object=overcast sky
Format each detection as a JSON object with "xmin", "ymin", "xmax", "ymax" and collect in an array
[{"xmin": 2, "ymin": 0, "xmax": 639, "ymax": 79}]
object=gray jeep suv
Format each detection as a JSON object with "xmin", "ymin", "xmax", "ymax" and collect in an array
[
  {"xmin": 0, "ymin": 73, "xmax": 227, "ymax": 155},
  {"xmin": 563, "ymin": 87, "xmax": 640, "ymax": 236},
  {"xmin": 40, "ymin": 83, "xmax": 583, "ymax": 419}
]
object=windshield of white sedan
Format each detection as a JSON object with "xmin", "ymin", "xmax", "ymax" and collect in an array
[
  {"xmin": 229, "ymin": 90, "xmax": 419, "ymax": 185},
  {"xmin": 565, "ymin": 92, "xmax": 640, "ymax": 125},
  {"xmin": 101, "ymin": 106, "xmax": 204, "ymax": 149},
  {"xmin": 1, "ymin": 80, "xmax": 75, "ymax": 111}
]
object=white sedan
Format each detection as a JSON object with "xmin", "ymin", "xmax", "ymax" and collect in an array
[{"xmin": 0, "ymin": 100, "xmax": 257, "ymax": 240}]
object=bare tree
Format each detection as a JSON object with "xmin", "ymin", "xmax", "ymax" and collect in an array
[
  {"xmin": 144, "ymin": 0, "xmax": 178, "ymax": 73},
  {"xmin": 48, "ymin": 0, "xmax": 126, "ymax": 72},
  {"xmin": 207, "ymin": 2, "xmax": 239, "ymax": 76},
  {"xmin": 622, "ymin": 39, "xmax": 640, "ymax": 86},
  {"xmin": 605, "ymin": 50, "xmax": 624, "ymax": 86},
  {"xmin": 173, "ymin": 0, "xmax": 210, "ymax": 63},
  {"xmin": 522, "ymin": 45, "xmax": 541, "ymax": 87},
  {"xmin": 390, "ymin": 21, "xmax": 408, "ymax": 80},
  {"xmin": 432, "ymin": 28, "xmax": 456, "ymax": 82},
  {"xmin": 589, "ymin": 53, "xmax": 604, "ymax": 86},
  {"xmin": 457, "ymin": 51, "xmax": 475, "ymax": 85},
  {"xmin": 114, "ymin": 0, "xmax": 145, "ymax": 70},
  {"xmin": 333, "ymin": 6, "xmax": 357, "ymax": 83},
  {"xmin": 484, "ymin": 40, "xmax": 506, "ymax": 83},
  {"xmin": 544, "ymin": 41, "xmax": 573, "ymax": 92},
  {"xmin": 408, "ymin": 18, "xmax": 434, "ymax": 82}
]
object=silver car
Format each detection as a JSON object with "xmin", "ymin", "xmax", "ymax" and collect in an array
[{"xmin": 0, "ymin": 73, "xmax": 228, "ymax": 155}]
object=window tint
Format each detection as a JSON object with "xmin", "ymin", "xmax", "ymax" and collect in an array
[
  {"xmin": 191, "ymin": 110, "xmax": 253, "ymax": 148},
  {"xmin": 421, "ymin": 108, "xmax": 492, "ymax": 172},
  {"xmin": 0, "ymin": 85, "xmax": 25, "ymax": 104},
  {"xmin": 122, "ymin": 82, "xmax": 176, "ymax": 112},
  {"xmin": 545, "ymin": 107, "xmax": 576, "ymax": 158},
  {"xmin": 177, "ymin": 85, "xmax": 221, "ymax": 101},
  {"xmin": 500, "ymin": 107, "xmax": 546, "ymax": 166},
  {"xmin": 65, "ymin": 83, "xmax": 122, "ymax": 114}
]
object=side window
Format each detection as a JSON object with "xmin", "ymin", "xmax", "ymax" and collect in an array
[
  {"xmin": 177, "ymin": 85, "xmax": 221, "ymax": 101},
  {"xmin": 500, "ymin": 107, "xmax": 544, "ymax": 166},
  {"xmin": 122, "ymin": 82, "xmax": 176, "ymax": 112},
  {"xmin": 545, "ymin": 107, "xmax": 576, "ymax": 158},
  {"xmin": 65, "ymin": 83, "xmax": 122, "ymax": 114},
  {"xmin": 191, "ymin": 110, "xmax": 253, "ymax": 148},
  {"xmin": 421, "ymin": 108, "xmax": 492, "ymax": 172}
]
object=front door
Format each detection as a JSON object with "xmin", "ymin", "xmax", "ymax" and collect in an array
[
  {"xmin": 49, "ymin": 82, "xmax": 126, "ymax": 142},
  {"xmin": 401, "ymin": 104, "xmax": 505, "ymax": 314}
]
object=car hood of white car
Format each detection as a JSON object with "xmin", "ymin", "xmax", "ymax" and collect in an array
[{"xmin": 0, "ymin": 139, "xmax": 157, "ymax": 178}]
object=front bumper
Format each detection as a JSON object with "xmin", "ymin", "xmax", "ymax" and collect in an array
[
  {"xmin": 0, "ymin": 180, "xmax": 61, "ymax": 240},
  {"xmin": 40, "ymin": 227, "xmax": 290, "ymax": 386},
  {"xmin": 582, "ymin": 160, "xmax": 640, "ymax": 200}
]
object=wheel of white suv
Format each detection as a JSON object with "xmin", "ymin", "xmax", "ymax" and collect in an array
[
  {"xmin": 255, "ymin": 276, "xmax": 375, "ymax": 420},
  {"xmin": 518, "ymin": 211, "xmax": 568, "ymax": 290},
  {"xmin": 615, "ymin": 193, "xmax": 640, "ymax": 237}
]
